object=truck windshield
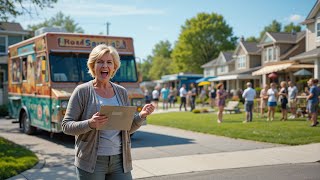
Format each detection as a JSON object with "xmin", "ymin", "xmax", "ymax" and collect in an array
[{"xmin": 50, "ymin": 53, "xmax": 137, "ymax": 82}]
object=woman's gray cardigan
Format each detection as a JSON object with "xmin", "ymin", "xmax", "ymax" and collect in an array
[{"xmin": 61, "ymin": 81, "xmax": 145, "ymax": 173}]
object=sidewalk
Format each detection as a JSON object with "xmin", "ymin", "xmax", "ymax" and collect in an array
[
  {"xmin": 132, "ymin": 143, "xmax": 320, "ymax": 179},
  {"xmin": 152, "ymin": 102, "xmax": 214, "ymax": 114}
]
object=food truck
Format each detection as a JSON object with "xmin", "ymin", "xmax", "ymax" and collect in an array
[{"xmin": 7, "ymin": 32, "xmax": 144, "ymax": 135}]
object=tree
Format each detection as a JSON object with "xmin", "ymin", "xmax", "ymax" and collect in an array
[
  {"xmin": 245, "ymin": 36, "xmax": 259, "ymax": 43},
  {"xmin": 147, "ymin": 40, "xmax": 173, "ymax": 80},
  {"xmin": 259, "ymin": 20, "xmax": 282, "ymax": 40},
  {"xmin": 0, "ymin": 0, "xmax": 57, "ymax": 21},
  {"xmin": 283, "ymin": 22, "xmax": 301, "ymax": 33},
  {"xmin": 28, "ymin": 11, "xmax": 84, "ymax": 33},
  {"xmin": 140, "ymin": 56, "xmax": 153, "ymax": 81},
  {"xmin": 171, "ymin": 12, "xmax": 237, "ymax": 74}
]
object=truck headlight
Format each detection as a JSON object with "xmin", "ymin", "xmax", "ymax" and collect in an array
[
  {"xmin": 61, "ymin": 101, "xmax": 68, "ymax": 109},
  {"xmin": 132, "ymin": 99, "xmax": 143, "ymax": 106}
]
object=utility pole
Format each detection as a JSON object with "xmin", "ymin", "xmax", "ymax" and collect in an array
[{"xmin": 106, "ymin": 22, "xmax": 111, "ymax": 35}]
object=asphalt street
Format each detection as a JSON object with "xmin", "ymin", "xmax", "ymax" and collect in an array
[{"xmin": 138, "ymin": 163, "xmax": 320, "ymax": 180}]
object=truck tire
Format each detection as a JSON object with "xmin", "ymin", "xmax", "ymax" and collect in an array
[{"xmin": 21, "ymin": 112, "xmax": 36, "ymax": 135}]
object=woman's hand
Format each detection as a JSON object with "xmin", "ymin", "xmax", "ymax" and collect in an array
[
  {"xmin": 88, "ymin": 112, "xmax": 108, "ymax": 129},
  {"xmin": 139, "ymin": 104, "xmax": 155, "ymax": 119}
]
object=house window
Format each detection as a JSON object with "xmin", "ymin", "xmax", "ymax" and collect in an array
[
  {"xmin": 268, "ymin": 48, "xmax": 273, "ymax": 61},
  {"xmin": 8, "ymin": 36, "xmax": 23, "ymax": 46},
  {"xmin": 220, "ymin": 66, "xmax": 225, "ymax": 73},
  {"xmin": 317, "ymin": 23, "xmax": 320, "ymax": 37},
  {"xmin": 265, "ymin": 47, "xmax": 275, "ymax": 61},
  {"xmin": 205, "ymin": 69, "xmax": 210, "ymax": 76},
  {"xmin": 264, "ymin": 49, "xmax": 268, "ymax": 62},
  {"xmin": 0, "ymin": 36, "xmax": 7, "ymax": 54},
  {"xmin": 237, "ymin": 56, "xmax": 246, "ymax": 69}
]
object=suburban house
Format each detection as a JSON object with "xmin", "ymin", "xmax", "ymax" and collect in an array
[
  {"xmin": 203, "ymin": 51, "xmax": 234, "ymax": 89},
  {"xmin": 201, "ymin": 58, "xmax": 217, "ymax": 78},
  {"xmin": 208, "ymin": 41, "xmax": 261, "ymax": 91},
  {"xmin": 290, "ymin": 0, "xmax": 320, "ymax": 81},
  {"xmin": 0, "ymin": 22, "xmax": 29, "ymax": 105},
  {"xmin": 252, "ymin": 31, "xmax": 310, "ymax": 86}
]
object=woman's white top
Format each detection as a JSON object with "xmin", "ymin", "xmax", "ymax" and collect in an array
[
  {"xmin": 96, "ymin": 94, "xmax": 122, "ymax": 156},
  {"xmin": 267, "ymin": 88, "xmax": 278, "ymax": 102}
]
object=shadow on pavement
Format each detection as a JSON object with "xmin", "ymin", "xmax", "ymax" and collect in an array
[{"xmin": 131, "ymin": 131, "xmax": 194, "ymax": 148}]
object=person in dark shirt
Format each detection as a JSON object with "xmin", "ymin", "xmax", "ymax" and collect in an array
[{"xmin": 307, "ymin": 78, "xmax": 319, "ymax": 127}]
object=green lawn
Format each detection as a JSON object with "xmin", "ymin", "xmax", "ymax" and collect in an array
[
  {"xmin": 0, "ymin": 137, "xmax": 38, "ymax": 179},
  {"xmin": 147, "ymin": 111, "xmax": 320, "ymax": 145}
]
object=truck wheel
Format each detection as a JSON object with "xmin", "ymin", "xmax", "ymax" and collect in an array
[{"xmin": 21, "ymin": 112, "xmax": 36, "ymax": 135}]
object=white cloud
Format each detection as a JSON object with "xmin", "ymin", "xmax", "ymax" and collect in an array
[
  {"xmin": 33, "ymin": 0, "xmax": 165, "ymax": 18},
  {"xmin": 288, "ymin": 14, "xmax": 304, "ymax": 23}
]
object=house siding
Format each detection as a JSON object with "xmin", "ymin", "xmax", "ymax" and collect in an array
[
  {"xmin": 307, "ymin": 23, "xmax": 317, "ymax": 51},
  {"xmin": 279, "ymin": 44, "xmax": 294, "ymax": 60},
  {"xmin": 204, "ymin": 67, "xmax": 215, "ymax": 77},
  {"xmin": 229, "ymin": 63, "xmax": 235, "ymax": 72},
  {"xmin": 249, "ymin": 55, "xmax": 261, "ymax": 68}
]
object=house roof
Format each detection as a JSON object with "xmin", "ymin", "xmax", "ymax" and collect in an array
[
  {"xmin": 268, "ymin": 31, "xmax": 305, "ymax": 43},
  {"xmin": 222, "ymin": 51, "xmax": 233, "ymax": 62},
  {"xmin": 290, "ymin": 48, "xmax": 320, "ymax": 61},
  {"xmin": 242, "ymin": 42, "xmax": 260, "ymax": 54},
  {"xmin": 201, "ymin": 51, "xmax": 234, "ymax": 68},
  {"xmin": 201, "ymin": 59, "xmax": 217, "ymax": 68},
  {"xmin": 259, "ymin": 31, "xmax": 306, "ymax": 47},
  {"xmin": 0, "ymin": 22, "xmax": 24, "ymax": 31},
  {"xmin": 302, "ymin": 0, "xmax": 320, "ymax": 24}
]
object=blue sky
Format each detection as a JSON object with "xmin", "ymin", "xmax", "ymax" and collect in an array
[{"xmin": 15, "ymin": 0, "xmax": 315, "ymax": 60}]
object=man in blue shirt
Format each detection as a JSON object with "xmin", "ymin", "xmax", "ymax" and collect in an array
[
  {"xmin": 161, "ymin": 84, "xmax": 170, "ymax": 110},
  {"xmin": 307, "ymin": 78, "xmax": 319, "ymax": 127},
  {"xmin": 242, "ymin": 82, "xmax": 256, "ymax": 122}
]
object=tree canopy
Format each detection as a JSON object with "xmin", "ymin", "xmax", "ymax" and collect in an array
[
  {"xmin": 27, "ymin": 11, "xmax": 84, "ymax": 33},
  {"xmin": 171, "ymin": 12, "xmax": 237, "ymax": 74},
  {"xmin": 283, "ymin": 22, "xmax": 302, "ymax": 33},
  {"xmin": 147, "ymin": 40, "xmax": 173, "ymax": 80},
  {"xmin": 245, "ymin": 36, "xmax": 259, "ymax": 43},
  {"xmin": 259, "ymin": 20, "xmax": 282, "ymax": 40},
  {"xmin": 0, "ymin": 0, "xmax": 57, "ymax": 21}
]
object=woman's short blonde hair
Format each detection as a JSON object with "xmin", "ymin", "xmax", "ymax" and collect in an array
[{"xmin": 87, "ymin": 44, "xmax": 121, "ymax": 78}]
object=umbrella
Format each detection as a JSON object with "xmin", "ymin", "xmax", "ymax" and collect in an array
[
  {"xmin": 268, "ymin": 72, "xmax": 278, "ymax": 79},
  {"xmin": 293, "ymin": 69, "xmax": 312, "ymax": 76},
  {"xmin": 198, "ymin": 81, "xmax": 211, "ymax": 86}
]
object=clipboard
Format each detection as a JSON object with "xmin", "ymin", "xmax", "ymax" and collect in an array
[{"xmin": 97, "ymin": 105, "xmax": 136, "ymax": 130}]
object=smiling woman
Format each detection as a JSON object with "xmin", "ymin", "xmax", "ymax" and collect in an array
[{"xmin": 61, "ymin": 44, "xmax": 155, "ymax": 180}]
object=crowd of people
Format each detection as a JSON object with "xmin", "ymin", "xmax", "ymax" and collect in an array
[{"xmin": 144, "ymin": 77, "xmax": 320, "ymax": 127}]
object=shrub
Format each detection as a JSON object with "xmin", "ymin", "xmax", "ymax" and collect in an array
[
  {"xmin": 0, "ymin": 104, "xmax": 8, "ymax": 117},
  {"xmin": 192, "ymin": 109, "xmax": 201, "ymax": 113}
]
